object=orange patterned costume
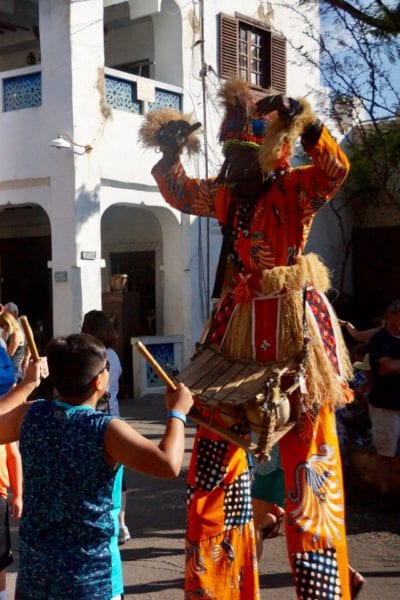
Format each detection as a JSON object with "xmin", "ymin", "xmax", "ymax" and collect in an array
[
  {"xmin": 152, "ymin": 118, "xmax": 353, "ymax": 599},
  {"xmin": 185, "ymin": 410, "xmax": 259, "ymax": 599}
]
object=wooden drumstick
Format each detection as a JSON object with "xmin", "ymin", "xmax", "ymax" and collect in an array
[
  {"xmin": 19, "ymin": 315, "xmax": 40, "ymax": 362},
  {"xmin": 134, "ymin": 340, "xmax": 257, "ymax": 454},
  {"xmin": 135, "ymin": 340, "xmax": 177, "ymax": 391}
]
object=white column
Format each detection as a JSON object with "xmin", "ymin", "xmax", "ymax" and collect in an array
[
  {"xmin": 39, "ymin": 0, "xmax": 105, "ymax": 335},
  {"xmin": 159, "ymin": 210, "xmax": 194, "ymax": 361}
]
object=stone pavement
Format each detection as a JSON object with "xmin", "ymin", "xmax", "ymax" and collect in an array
[{"xmin": 7, "ymin": 395, "xmax": 400, "ymax": 598}]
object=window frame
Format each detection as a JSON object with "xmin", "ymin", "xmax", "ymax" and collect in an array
[{"xmin": 218, "ymin": 12, "xmax": 287, "ymax": 94}]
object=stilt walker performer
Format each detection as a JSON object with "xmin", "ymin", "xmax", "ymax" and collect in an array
[{"xmin": 140, "ymin": 78, "xmax": 358, "ymax": 599}]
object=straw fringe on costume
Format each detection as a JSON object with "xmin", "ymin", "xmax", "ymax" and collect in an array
[
  {"xmin": 220, "ymin": 254, "xmax": 352, "ymax": 411},
  {"xmin": 221, "ymin": 303, "xmax": 254, "ymax": 359},
  {"xmin": 258, "ymin": 98, "xmax": 317, "ymax": 173},
  {"xmin": 217, "ymin": 78, "xmax": 255, "ymax": 114}
]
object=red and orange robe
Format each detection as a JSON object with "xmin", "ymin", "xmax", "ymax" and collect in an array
[{"xmin": 153, "ymin": 126, "xmax": 352, "ymax": 599}]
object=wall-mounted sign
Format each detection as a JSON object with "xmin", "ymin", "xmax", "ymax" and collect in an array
[
  {"xmin": 81, "ymin": 251, "xmax": 96, "ymax": 260},
  {"xmin": 136, "ymin": 78, "xmax": 156, "ymax": 103},
  {"xmin": 54, "ymin": 271, "xmax": 68, "ymax": 282}
]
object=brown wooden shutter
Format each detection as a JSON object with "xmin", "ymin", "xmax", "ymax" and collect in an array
[
  {"xmin": 270, "ymin": 33, "xmax": 286, "ymax": 94},
  {"xmin": 218, "ymin": 13, "xmax": 238, "ymax": 79}
]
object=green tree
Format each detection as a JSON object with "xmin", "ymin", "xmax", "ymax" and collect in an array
[{"xmin": 345, "ymin": 119, "xmax": 400, "ymax": 212}]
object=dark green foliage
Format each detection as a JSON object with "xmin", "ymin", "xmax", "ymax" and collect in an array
[{"xmin": 345, "ymin": 119, "xmax": 400, "ymax": 208}]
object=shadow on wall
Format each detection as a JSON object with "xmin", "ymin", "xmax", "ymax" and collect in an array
[{"xmin": 75, "ymin": 183, "xmax": 101, "ymax": 231}]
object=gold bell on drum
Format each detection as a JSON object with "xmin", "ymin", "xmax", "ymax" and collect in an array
[
  {"xmin": 245, "ymin": 387, "xmax": 291, "ymax": 434},
  {"xmin": 274, "ymin": 394, "xmax": 291, "ymax": 427}
]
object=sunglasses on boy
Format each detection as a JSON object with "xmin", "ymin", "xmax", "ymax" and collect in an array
[{"xmin": 94, "ymin": 359, "xmax": 110, "ymax": 378}]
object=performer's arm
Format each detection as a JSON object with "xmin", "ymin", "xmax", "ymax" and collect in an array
[
  {"xmin": 104, "ymin": 382, "xmax": 193, "ymax": 478},
  {"xmin": 294, "ymin": 123, "xmax": 350, "ymax": 219},
  {"xmin": 152, "ymin": 148, "xmax": 218, "ymax": 218},
  {"xmin": 255, "ymin": 95, "xmax": 349, "ymax": 215}
]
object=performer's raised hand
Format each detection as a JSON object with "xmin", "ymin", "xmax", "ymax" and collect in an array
[
  {"xmin": 158, "ymin": 120, "xmax": 201, "ymax": 155},
  {"xmin": 256, "ymin": 94, "xmax": 301, "ymax": 124}
]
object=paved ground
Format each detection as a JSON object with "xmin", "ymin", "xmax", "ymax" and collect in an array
[{"xmin": 8, "ymin": 395, "xmax": 400, "ymax": 598}]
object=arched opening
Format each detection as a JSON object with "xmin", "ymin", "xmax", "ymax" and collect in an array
[
  {"xmin": 0, "ymin": 204, "xmax": 52, "ymax": 352},
  {"xmin": 101, "ymin": 204, "xmax": 163, "ymax": 396}
]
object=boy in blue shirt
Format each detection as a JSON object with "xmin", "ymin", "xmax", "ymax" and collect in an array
[{"xmin": 0, "ymin": 333, "xmax": 192, "ymax": 600}]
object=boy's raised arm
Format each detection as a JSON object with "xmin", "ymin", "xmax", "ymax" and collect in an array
[{"xmin": 104, "ymin": 383, "xmax": 193, "ymax": 478}]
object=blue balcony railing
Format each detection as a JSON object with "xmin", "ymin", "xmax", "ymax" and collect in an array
[
  {"xmin": 1, "ymin": 69, "xmax": 182, "ymax": 114},
  {"xmin": 3, "ymin": 71, "xmax": 42, "ymax": 112},
  {"xmin": 104, "ymin": 75, "xmax": 141, "ymax": 114},
  {"xmin": 104, "ymin": 74, "xmax": 182, "ymax": 113}
]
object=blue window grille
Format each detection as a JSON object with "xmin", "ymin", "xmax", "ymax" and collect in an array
[
  {"xmin": 105, "ymin": 75, "xmax": 182, "ymax": 114},
  {"xmin": 105, "ymin": 75, "xmax": 141, "ymax": 114},
  {"xmin": 3, "ymin": 72, "xmax": 42, "ymax": 112},
  {"xmin": 1, "ymin": 70, "xmax": 182, "ymax": 115},
  {"xmin": 146, "ymin": 343, "xmax": 176, "ymax": 388},
  {"xmin": 148, "ymin": 88, "xmax": 182, "ymax": 111}
]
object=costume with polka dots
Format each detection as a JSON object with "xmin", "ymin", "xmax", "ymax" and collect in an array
[
  {"xmin": 185, "ymin": 416, "xmax": 259, "ymax": 599},
  {"xmin": 292, "ymin": 548, "xmax": 341, "ymax": 599}
]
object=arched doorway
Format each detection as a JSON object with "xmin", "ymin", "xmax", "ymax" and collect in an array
[
  {"xmin": 0, "ymin": 204, "xmax": 52, "ymax": 352},
  {"xmin": 101, "ymin": 204, "xmax": 163, "ymax": 396}
]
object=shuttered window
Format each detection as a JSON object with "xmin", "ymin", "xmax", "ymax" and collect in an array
[{"xmin": 219, "ymin": 13, "xmax": 286, "ymax": 94}]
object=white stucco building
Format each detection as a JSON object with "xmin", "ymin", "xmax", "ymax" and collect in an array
[{"xmin": 0, "ymin": 0, "xmax": 331, "ymax": 394}]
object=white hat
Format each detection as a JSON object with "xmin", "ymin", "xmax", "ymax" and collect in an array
[{"xmin": 353, "ymin": 353, "xmax": 371, "ymax": 371}]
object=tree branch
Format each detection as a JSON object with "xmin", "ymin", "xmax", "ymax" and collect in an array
[{"xmin": 321, "ymin": 0, "xmax": 400, "ymax": 34}]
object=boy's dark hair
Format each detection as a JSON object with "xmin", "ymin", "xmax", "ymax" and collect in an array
[
  {"xmin": 81, "ymin": 310, "xmax": 118, "ymax": 349},
  {"xmin": 46, "ymin": 333, "xmax": 107, "ymax": 398}
]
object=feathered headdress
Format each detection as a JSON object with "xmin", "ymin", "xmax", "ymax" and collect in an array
[
  {"xmin": 218, "ymin": 78, "xmax": 267, "ymax": 152},
  {"xmin": 218, "ymin": 78, "xmax": 317, "ymax": 173}
]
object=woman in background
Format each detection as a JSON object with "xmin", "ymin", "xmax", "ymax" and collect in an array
[
  {"xmin": 0, "ymin": 312, "xmax": 24, "ymax": 383},
  {"xmin": 81, "ymin": 309, "xmax": 131, "ymax": 544}
]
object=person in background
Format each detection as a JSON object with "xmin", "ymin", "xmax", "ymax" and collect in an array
[
  {"xmin": 352, "ymin": 353, "xmax": 372, "ymax": 408},
  {"xmin": 81, "ymin": 310, "xmax": 130, "ymax": 544},
  {"xmin": 0, "ymin": 334, "xmax": 192, "ymax": 600},
  {"xmin": 3, "ymin": 303, "xmax": 31, "ymax": 375},
  {"xmin": 0, "ymin": 346, "xmax": 15, "ymax": 398},
  {"xmin": 251, "ymin": 445, "xmax": 285, "ymax": 561},
  {"xmin": 336, "ymin": 352, "xmax": 372, "ymax": 467},
  {"xmin": 339, "ymin": 318, "xmax": 383, "ymax": 343},
  {"xmin": 0, "ymin": 313, "xmax": 25, "ymax": 383},
  {"xmin": 2, "ymin": 305, "xmax": 18, "ymax": 322},
  {"xmin": 0, "ymin": 442, "xmax": 23, "ymax": 600},
  {"xmin": 368, "ymin": 299, "xmax": 400, "ymax": 510},
  {"xmin": 0, "ymin": 334, "xmax": 23, "ymax": 600}
]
